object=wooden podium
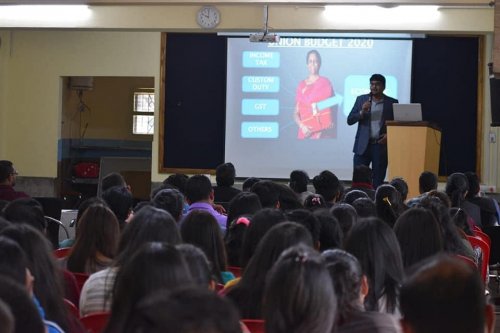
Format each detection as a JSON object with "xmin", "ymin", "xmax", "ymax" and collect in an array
[{"xmin": 386, "ymin": 121, "xmax": 441, "ymax": 200}]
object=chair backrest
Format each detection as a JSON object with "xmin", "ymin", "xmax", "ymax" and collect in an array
[
  {"xmin": 474, "ymin": 229, "xmax": 491, "ymax": 247},
  {"xmin": 80, "ymin": 312, "xmax": 110, "ymax": 333},
  {"xmin": 64, "ymin": 298, "xmax": 80, "ymax": 318},
  {"xmin": 241, "ymin": 319, "xmax": 265, "ymax": 333},
  {"xmin": 228, "ymin": 266, "xmax": 242, "ymax": 278},
  {"xmin": 62, "ymin": 269, "xmax": 80, "ymax": 307},
  {"xmin": 467, "ymin": 235, "xmax": 490, "ymax": 283},
  {"xmin": 54, "ymin": 247, "xmax": 72, "ymax": 259},
  {"xmin": 73, "ymin": 272, "xmax": 90, "ymax": 292}
]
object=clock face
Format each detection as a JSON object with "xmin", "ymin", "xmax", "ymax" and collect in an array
[{"xmin": 197, "ymin": 6, "xmax": 220, "ymax": 29}]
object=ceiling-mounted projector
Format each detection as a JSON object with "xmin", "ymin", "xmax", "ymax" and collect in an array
[{"xmin": 249, "ymin": 33, "xmax": 280, "ymax": 43}]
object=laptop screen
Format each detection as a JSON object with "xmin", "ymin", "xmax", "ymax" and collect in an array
[{"xmin": 393, "ymin": 103, "xmax": 423, "ymax": 122}]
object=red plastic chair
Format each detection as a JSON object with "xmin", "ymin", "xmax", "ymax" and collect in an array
[
  {"xmin": 242, "ymin": 319, "xmax": 265, "ymax": 333},
  {"xmin": 62, "ymin": 269, "xmax": 80, "ymax": 306},
  {"xmin": 53, "ymin": 247, "xmax": 72, "ymax": 259},
  {"xmin": 64, "ymin": 298, "xmax": 80, "ymax": 318},
  {"xmin": 228, "ymin": 266, "xmax": 242, "ymax": 278},
  {"xmin": 73, "ymin": 272, "xmax": 90, "ymax": 292},
  {"xmin": 467, "ymin": 235, "xmax": 490, "ymax": 283},
  {"xmin": 80, "ymin": 312, "xmax": 110, "ymax": 333},
  {"xmin": 474, "ymin": 229, "xmax": 491, "ymax": 248}
]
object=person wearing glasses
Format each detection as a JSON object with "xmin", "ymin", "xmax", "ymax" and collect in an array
[
  {"xmin": 0, "ymin": 160, "xmax": 29, "ymax": 201},
  {"xmin": 347, "ymin": 74, "xmax": 398, "ymax": 188}
]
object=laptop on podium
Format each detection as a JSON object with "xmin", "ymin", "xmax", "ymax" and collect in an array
[{"xmin": 393, "ymin": 103, "xmax": 423, "ymax": 122}]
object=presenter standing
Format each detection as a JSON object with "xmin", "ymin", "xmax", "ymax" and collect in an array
[
  {"xmin": 347, "ymin": 74, "xmax": 398, "ymax": 188},
  {"xmin": 294, "ymin": 50, "xmax": 334, "ymax": 139}
]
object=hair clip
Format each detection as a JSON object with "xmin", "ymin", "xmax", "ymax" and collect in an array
[
  {"xmin": 235, "ymin": 217, "xmax": 250, "ymax": 226},
  {"xmin": 311, "ymin": 196, "xmax": 322, "ymax": 205},
  {"xmin": 383, "ymin": 197, "xmax": 392, "ymax": 207},
  {"xmin": 294, "ymin": 253, "xmax": 308, "ymax": 264}
]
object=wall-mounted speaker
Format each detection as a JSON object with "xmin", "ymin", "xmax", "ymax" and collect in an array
[{"xmin": 490, "ymin": 78, "xmax": 500, "ymax": 127}]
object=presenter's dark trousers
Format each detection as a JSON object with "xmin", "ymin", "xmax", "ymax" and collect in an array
[{"xmin": 353, "ymin": 142, "xmax": 388, "ymax": 189}]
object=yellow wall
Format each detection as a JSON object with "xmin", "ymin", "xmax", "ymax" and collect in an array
[
  {"xmin": 0, "ymin": 30, "xmax": 160, "ymax": 177},
  {"xmin": 0, "ymin": 4, "xmax": 497, "ymax": 186}
]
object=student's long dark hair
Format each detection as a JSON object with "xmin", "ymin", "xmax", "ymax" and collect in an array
[
  {"xmin": 67, "ymin": 204, "xmax": 120, "ymax": 273},
  {"xmin": 0, "ymin": 224, "xmax": 69, "ymax": 331},
  {"xmin": 0, "ymin": 276, "xmax": 45, "ymax": 333},
  {"xmin": 181, "ymin": 210, "xmax": 228, "ymax": 283},
  {"xmin": 394, "ymin": 207, "xmax": 443, "ymax": 269},
  {"xmin": 344, "ymin": 217, "xmax": 404, "ymax": 314},
  {"xmin": 417, "ymin": 195, "xmax": 472, "ymax": 258},
  {"xmin": 239, "ymin": 208, "xmax": 287, "ymax": 268},
  {"xmin": 322, "ymin": 249, "xmax": 364, "ymax": 326},
  {"xmin": 226, "ymin": 221, "xmax": 313, "ymax": 319},
  {"xmin": 104, "ymin": 242, "xmax": 193, "ymax": 333},
  {"xmin": 263, "ymin": 244, "xmax": 336, "ymax": 333},
  {"xmin": 114, "ymin": 206, "xmax": 181, "ymax": 268}
]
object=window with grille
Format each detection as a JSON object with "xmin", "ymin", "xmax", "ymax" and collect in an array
[{"xmin": 133, "ymin": 91, "xmax": 154, "ymax": 135}]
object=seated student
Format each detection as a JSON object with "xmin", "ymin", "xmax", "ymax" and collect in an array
[
  {"xmin": 0, "ymin": 224, "xmax": 75, "ymax": 332},
  {"xmin": 465, "ymin": 171, "xmax": 499, "ymax": 227},
  {"xmin": 375, "ymin": 184, "xmax": 405, "ymax": 228},
  {"xmin": 101, "ymin": 172, "xmax": 131, "ymax": 194},
  {"xmin": 304, "ymin": 193, "xmax": 327, "ymax": 211},
  {"xmin": 263, "ymin": 244, "xmax": 336, "ymax": 333},
  {"xmin": 351, "ymin": 197, "xmax": 377, "ymax": 218},
  {"xmin": 59, "ymin": 197, "xmax": 106, "ymax": 248},
  {"xmin": 185, "ymin": 175, "xmax": 227, "ymax": 231},
  {"xmin": 331, "ymin": 203, "xmax": 358, "ymax": 238},
  {"xmin": 242, "ymin": 177, "xmax": 261, "ymax": 192},
  {"xmin": 445, "ymin": 172, "xmax": 482, "ymax": 228},
  {"xmin": 175, "ymin": 244, "xmax": 216, "ymax": 290},
  {"xmin": 394, "ymin": 207, "xmax": 443, "ymax": 269},
  {"xmin": 0, "ymin": 236, "xmax": 69, "ymax": 333},
  {"xmin": 0, "ymin": 276, "xmax": 45, "ymax": 333},
  {"xmin": 213, "ymin": 162, "xmax": 241, "ymax": 204},
  {"xmin": 152, "ymin": 188, "xmax": 185, "ymax": 222},
  {"xmin": 286, "ymin": 209, "xmax": 321, "ymax": 250},
  {"xmin": 65, "ymin": 204, "xmax": 120, "ymax": 274},
  {"xmin": 419, "ymin": 171, "xmax": 438, "ymax": 194},
  {"xmin": 343, "ymin": 189, "xmax": 369, "ymax": 205},
  {"xmin": 103, "ymin": 242, "xmax": 194, "ymax": 333},
  {"xmin": 250, "ymin": 180, "xmax": 281, "ymax": 208},
  {"xmin": 276, "ymin": 183, "xmax": 304, "ymax": 211},
  {"xmin": 400, "ymin": 255, "xmax": 495, "ymax": 333},
  {"xmin": 344, "ymin": 165, "xmax": 375, "ymax": 200},
  {"xmin": 344, "ymin": 217, "xmax": 404, "ymax": 315},
  {"xmin": 124, "ymin": 287, "xmax": 242, "ymax": 333},
  {"xmin": 239, "ymin": 208, "xmax": 287, "ymax": 269},
  {"xmin": 313, "ymin": 209, "xmax": 343, "ymax": 251},
  {"xmin": 0, "ymin": 161, "xmax": 29, "ymax": 201},
  {"xmin": 181, "ymin": 210, "xmax": 234, "ymax": 284},
  {"xmin": 102, "ymin": 185, "xmax": 134, "ymax": 230},
  {"xmin": 79, "ymin": 206, "xmax": 181, "ymax": 316},
  {"xmin": 313, "ymin": 170, "xmax": 342, "ymax": 207},
  {"xmin": 225, "ymin": 222, "xmax": 313, "ymax": 319},
  {"xmin": 390, "ymin": 177, "xmax": 409, "ymax": 203},
  {"xmin": 2, "ymin": 198, "xmax": 46, "ymax": 233},
  {"xmin": 322, "ymin": 249, "xmax": 401, "ymax": 333},
  {"xmin": 289, "ymin": 170, "xmax": 313, "ymax": 204}
]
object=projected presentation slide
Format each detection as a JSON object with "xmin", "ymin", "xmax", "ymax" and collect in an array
[{"xmin": 225, "ymin": 37, "xmax": 413, "ymax": 179}]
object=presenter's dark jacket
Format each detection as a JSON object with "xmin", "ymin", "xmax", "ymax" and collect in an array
[{"xmin": 347, "ymin": 94, "xmax": 398, "ymax": 155}]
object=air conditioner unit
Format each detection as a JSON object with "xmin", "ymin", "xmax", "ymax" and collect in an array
[{"xmin": 69, "ymin": 77, "xmax": 94, "ymax": 91}]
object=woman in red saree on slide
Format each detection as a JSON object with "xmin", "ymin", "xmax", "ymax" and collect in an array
[{"xmin": 294, "ymin": 50, "xmax": 335, "ymax": 139}]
